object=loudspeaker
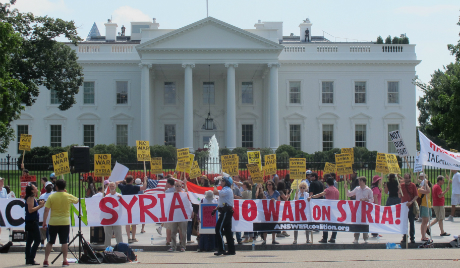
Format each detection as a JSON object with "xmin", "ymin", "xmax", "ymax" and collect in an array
[{"xmin": 70, "ymin": 146, "xmax": 90, "ymax": 173}]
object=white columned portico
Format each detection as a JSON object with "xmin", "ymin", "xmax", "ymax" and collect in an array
[
  {"xmin": 140, "ymin": 63, "xmax": 152, "ymax": 141},
  {"xmin": 182, "ymin": 63, "xmax": 195, "ymax": 150},
  {"xmin": 268, "ymin": 63, "xmax": 280, "ymax": 150},
  {"xmin": 225, "ymin": 63, "xmax": 238, "ymax": 150}
]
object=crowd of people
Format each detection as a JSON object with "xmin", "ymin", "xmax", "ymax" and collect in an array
[{"xmin": 0, "ymin": 165, "xmax": 459, "ymax": 264}]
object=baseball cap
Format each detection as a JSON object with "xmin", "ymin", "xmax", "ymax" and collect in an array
[
  {"xmin": 50, "ymin": 173, "xmax": 56, "ymax": 178},
  {"xmin": 306, "ymin": 170, "xmax": 312, "ymax": 175},
  {"xmin": 419, "ymin": 172, "xmax": 425, "ymax": 177},
  {"xmin": 45, "ymin": 181, "xmax": 53, "ymax": 187},
  {"xmin": 135, "ymin": 178, "xmax": 142, "ymax": 185}
]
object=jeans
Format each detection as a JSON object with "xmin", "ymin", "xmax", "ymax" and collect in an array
[
  {"xmin": 323, "ymin": 231, "xmax": 337, "ymax": 240},
  {"xmin": 408, "ymin": 205, "xmax": 415, "ymax": 241},
  {"xmin": 235, "ymin": 232, "xmax": 242, "ymax": 242},
  {"xmin": 25, "ymin": 221, "xmax": 41, "ymax": 263},
  {"xmin": 187, "ymin": 221, "xmax": 192, "ymax": 241}
]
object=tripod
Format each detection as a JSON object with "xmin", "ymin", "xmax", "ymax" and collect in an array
[{"xmin": 52, "ymin": 173, "xmax": 100, "ymax": 264}]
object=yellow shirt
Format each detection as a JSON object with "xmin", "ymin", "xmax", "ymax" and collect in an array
[
  {"xmin": 45, "ymin": 192, "xmax": 79, "ymax": 225},
  {"xmin": 418, "ymin": 191, "xmax": 432, "ymax": 208}
]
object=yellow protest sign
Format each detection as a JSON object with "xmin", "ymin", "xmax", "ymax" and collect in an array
[
  {"xmin": 386, "ymin": 154, "xmax": 401, "ymax": 174},
  {"xmin": 324, "ymin": 162, "xmax": 336, "ymax": 174},
  {"xmin": 136, "ymin": 140, "xmax": 150, "ymax": 161},
  {"xmin": 221, "ymin": 154, "xmax": 239, "ymax": 177},
  {"xmin": 52, "ymin": 152, "xmax": 70, "ymax": 176},
  {"xmin": 177, "ymin": 148, "xmax": 189, "ymax": 162},
  {"xmin": 291, "ymin": 179, "xmax": 300, "ymax": 189},
  {"xmin": 341, "ymin": 148, "xmax": 354, "ymax": 164},
  {"xmin": 247, "ymin": 151, "xmax": 262, "ymax": 170},
  {"xmin": 176, "ymin": 153, "xmax": 193, "ymax": 173},
  {"xmin": 190, "ymin": 161, "xmax": 201, "ymax": 179},
  {"xmin": 19, "ymin": 134, "xmax": 32, "ymax": 151},
  {"xmin": 264, "ymin": 154, "xmax": 277, "ymax": 176},
  {"xmin": 375, "ymin": 153, "xmax": 389, "ymax": 174},
  {"xmin": 94, "ymin": 154, "xmax": 111, "ymax": 177},
  {"xmin": 247, "ymin": 163, "xmax": 263, "ymax": 183},
  {"xmin": 335, "ymin": 154, "xmax": 353, "ymax": 176},
  {"xmin": 150, "ymin": 157, "xmax": 163, "ymax": 174},
  {"xmin": 289, "ymin": 158, "xmax": 306, "ymax": 181},
  {"xmin": 186, "ymin": 154, "xmax": 194, "ymax": 174}
]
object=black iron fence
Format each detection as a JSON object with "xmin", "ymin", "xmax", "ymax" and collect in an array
[{"xmin": 0, "ymin": 155, "xmax": 453, "ymax": 206}]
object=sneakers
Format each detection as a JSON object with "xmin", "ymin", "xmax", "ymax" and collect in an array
[
  {"xmin": 446, "ymin": 215, "xmax": 454, "ymax": 222},
  {"xmin": 363, "ymin": 240, "xmax": 369, "ymax": 244},
  {"xmin": 43, "ymin": 261, "xmax": 49, "ymax": 267},
  {"xmin": 180, "ymin": 247, "xmax": 186, "ymax": 252},
  {"xmin": 167, "ymin": 248, "xmax": 175, "ymax": 252},
  {"xmin": 275, "ymin": 233, "xmax": 285, "ymax": 237},
  {"xmin": 328, "ymin": 239, "xmax": 336, "ymax": 243},
  {"xmin": 62, "ymin": 261, "xmax": 69, "ymax": 267},
  {"xmin": 353, "ymin": 239, "xmax": 359, "ymax": 244},
  {"xmin": 156, "ymin": 226, "xmax": 163, "ymax": 235}
]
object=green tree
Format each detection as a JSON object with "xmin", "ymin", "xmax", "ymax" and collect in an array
[
  {"xmin": 392, "ymin": 36, "xmax": 400, "ymax": 44},
  {"xmin": 0, "ymin": 1, "xmax": 83, "ymax": 153},
  {"xmin": 385, "ymin": 35, "xmax": 392, "ymax": 44},
  {"xmin": 376, "ymin": 36, "xmax": 383, "ymax": 44},
  {"xmin": 415, "ymin": 16, "xmax": 460, "ymax": 149}
]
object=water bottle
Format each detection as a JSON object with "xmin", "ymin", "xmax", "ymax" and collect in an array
[
  {"xmin": 252, "ymin": 240, "xmax": 255, "ymax": 251},
  {"xmin": 151, "ymin": 235, "xmax": 154, "ymax": 245}
]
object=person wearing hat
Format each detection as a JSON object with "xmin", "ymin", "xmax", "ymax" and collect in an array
[
  {"xmin": 198, "ymin": 190, "xmax": 217, "ymax": 252},
  {"xmin": 212, "ymin": 176, "xmax": 235, "ymax": 256},
  {"xmin": 371, "ymin": 175, "xmax": 382, "ymax": 238},
  {"xmin": 38, "ymin": 181, "xmax": 55, "ymax": 250},
  {"xmin": 302, "ymin": 170, "xmax": 312, "ymax": 188},
  {"xmin": 50, "ymin": 173, "xmax": 57, "ymax": 191}
]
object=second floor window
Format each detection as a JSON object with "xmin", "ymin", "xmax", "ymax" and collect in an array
[
  {"xmin": 289, "ymin": 81, "xmax": 301, "ymax": 104},
  {"xmin": 322, "ymin": 81, "xmax": 333, "ymax": 104},
  {"xmin": 116, "ymin": 81, "xmax": 128, "ymax": 104}
]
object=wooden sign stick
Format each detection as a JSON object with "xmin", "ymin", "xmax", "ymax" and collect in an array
[
  {"xmin": 143, "ymin": 161, "xmax": 147, "ymax": 177},
  {"xmin": 22, "ymin": 150, "xmax": 25, "ymax": 166},
  {"xmin": 102, "ymin": 176, "xmax": 105, "ymax": 195},
  {"xmin": 380, "ymin": 172, "xmax": 384, "ymax": 193},
  {"xmin": 404, "ymin": 156, "xmax": 415, "ymax": 181}
]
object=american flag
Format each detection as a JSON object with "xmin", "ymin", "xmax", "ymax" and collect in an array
[{"xmin": 144, "ymin": 178, "xmax": 182, "ymax": 194}]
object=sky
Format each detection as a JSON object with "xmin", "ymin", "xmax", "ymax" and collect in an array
[{"xmin": 8, "ymin": 0, "xmax": 460, "ymax": 122}]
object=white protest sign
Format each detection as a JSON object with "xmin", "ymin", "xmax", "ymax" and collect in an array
[
  {"xmin": 419, "ymin": 131, "xmax": 460, "ymax": 170},
  {"xmin": 389, "ymin": 130, "xmax": 409, "ymax": 157},
  {"xmin": 413, "ymin": 153, "xmax": 423, "ymax": 173},
  {"xmin": 108, "ymin": 161, "xmax": 129, "ymax": 182}
]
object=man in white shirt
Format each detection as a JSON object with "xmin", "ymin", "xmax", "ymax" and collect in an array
[
  {"xmin": 103, "ymin": 182, "xmax": 123, "ymax": 247},
  {"xmin": 447, "ymin": 170, "xmax": 460, "ymax": 221},
  {"xmin": 345, "ymin": 176, "xmax": 374, "ymax": 244},
  {"xmin": 0, "ymin": 177, "xmax": 8, "ymax": 237}
]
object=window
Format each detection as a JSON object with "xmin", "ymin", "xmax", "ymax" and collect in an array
[
  {"xmin": 116, "ymin": 81, "xmax": 128, "ymax": 104},
  {"xmin": 164, "ymin": 125, "xmax": 176, "ymax": 147},
  {"xmin": 354, "ymin": 82, "xmax": 366, "ymax": 104},
  {"xmin": 17, "ymin": 125, "xmax": 29, "ymax": 154},
  {"xmin": 322, "ymin": 124, "xmax": 334, "ymax": 151},
  {"xmin": 388, "ymin": 124, "xmax": 399, "ymax": 153},
  {"xmin": 242, "ymin": 82, "xmax": 253, "ymax": 104},
  {"xmin": 203, "ymin": 136, "xmax": 212, "ymax": 147},
  {"xmin": 322, "ymin": 81, "xmax": 334, "ymax": 104},
  {"xmin": 50, "ymin": 89, "xmax": 60, "ymax": 104},
  {"xmin": 289, "ymin": 81, "xmax": 301, "ymax": 104},
  {"xmin": 290, "ymin": 125, "xmax": 301, "ymax": 150},
  {"xmin": 83, "ymin": 125, "xmax": 95, "ymax": 148},
  {"xmin": 50, "ymin": 125, "xmax": 62, "ymax": 147},
  {"xmin": 355, "ymin": 124, "xmax": 367, "ymax": 148},
  {"xmin": 388, "ymin": 82, "xmax": 399, "ymax": 104},
  {"xmin": 203, "ymin": 82, "xmax": 215, "ymax": 105},
  {"xmin": 242, "ymin": 124, "xmax": 253, "ymax": 148},
  {"xmin": 116, "ymin": 125, "xmax": 128, "ymax": 146},
  {"xmin": 83, "ymin": 82, "xmax": 95, "ymax": 104},
  {"xmin": 164, "ymin": 82, "xmax": 176, "ymax": 104}
]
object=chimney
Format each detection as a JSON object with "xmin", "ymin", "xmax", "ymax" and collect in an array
[
  {"xmin": 151, "ymin": 18, "xmax": 159, "ymax": 29},
  {"xmin": 299, "ymin": 18, "xmax": 312, "ymax": 42},
  {"xmin": 104, "ymin": 19, "xmax": 118, "ymax": 41},
  {"xmin": 254, "ymin": 19, "xmax": 264, "ymax": 29}
]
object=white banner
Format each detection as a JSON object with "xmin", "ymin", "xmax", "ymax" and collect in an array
[{"xmin": 419, "ymin": 131, "xmax": 460, "ymax": 170}]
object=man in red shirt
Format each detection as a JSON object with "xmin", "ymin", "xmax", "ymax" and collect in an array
[
  {"xmin": 400, "ymin": 173, "xmax": 419, "ymax": 243},
  {"xmin": 428, "ymin": 176, "xmax": 450, "ymax": 236}
]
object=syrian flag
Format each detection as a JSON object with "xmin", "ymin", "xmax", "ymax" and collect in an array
[{"xmin": 186, "ymin": 182, "xmax": 221, "ymax": 204}]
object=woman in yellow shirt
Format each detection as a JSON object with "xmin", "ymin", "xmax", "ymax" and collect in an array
[{"xmin": 418, "ymin": 180, "xmax": 432, "ymax": 242}]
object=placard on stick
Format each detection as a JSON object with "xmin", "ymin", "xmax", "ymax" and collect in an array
[
  {"xmin": 386, "ymin": 154, "xmax": 401, "ymax": 174},
  {"xmin": 20, "ymin": 175, "xmax": 36, "ymax": 198},
  {"xmin": 150, "ymin": 157, "xmax": 163, "ymax": 174},
  {"xmin": 177, "ymin": 148, "xmax": 190, "ymax": 162},
  {"xmin": 94, "ymin": 154, "xmax": 111, "ymax": 177},
  {"xmin": 190, "ymin": 161, "xmax": 202, "ymax": 179},
  {"xmin": 324, "ymin": 162, "xmax": 336, "ymax": 174},
  {"xmin": 136, "ymin": 140, "xmax": 150, "ymax": 161},
  {"xmin": 341, "ymin": 148, "xmax": 354, "ymax": 164},
  {"xmin": 264, "ymin": 154, "xmax": 277, "ymax": 176},
  {"xmin": 19, "ymin": 134, "xmax": 32, "ymax": 151},
  {"xmin": 247, "ymin": 151, "xmax": 262, "ymax": 170},
  {"xmin": 375, "ymin": 153, "xmax": 390, "ymax": 174},
  {"xmin": 335, "ymin": 154, "xmax": 353, "ymax": 176},
  {"xmin": 247, "ymin": 163, "xmax": 263, "ymax": 183},
  {"xmin": 389, "ymin": 130, "xmax": 409, "ymax": 157},
  {"xmin": 221, "ymin": 154, "xmax": 239, "ymax": 177},
  {"xmin": 413, "ymin": 154, "xmax": 423, "ymax": 173},
  {"xmin": 289, "ymin": 158, "xmax": 306, "ymax": 181},
  {"xmin": 52, "ymin": 152, "xmax": 70, "ymax": 176}
]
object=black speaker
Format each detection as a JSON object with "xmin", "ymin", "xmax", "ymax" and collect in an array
[{"xmin": 70, "ymin": 146, "xmax": 90, "ymax": 173}]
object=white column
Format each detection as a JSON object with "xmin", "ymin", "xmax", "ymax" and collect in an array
[
  {"xmin": 140, "ymin": 63, "xmax": 152, "ymax": 141},
  {"xmin": 225, "ymin": 63, "xmax": 238, "ymax": 150},
  {"xmin": 268, "ymin": 63, "xmax": 280, "ymax": 150},
  {"xmin": 182, "ymin": 64, "xmax": 195, "ymax": 150}
]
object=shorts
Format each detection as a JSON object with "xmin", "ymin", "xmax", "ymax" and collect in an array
[
  {"xmin": 452, "ymin": 194, "xmax": 460, "ymax": 206},
  {"xmin": 48, "ymin": 225, "xmax": 70, "ymax": 245},
  {"xmin": 420, "ymin": 206, "xmax": 432, "ymax": 218},
  {"xmin": 432, "ymin": 206, "xmax": 445, "ymax": 221}
]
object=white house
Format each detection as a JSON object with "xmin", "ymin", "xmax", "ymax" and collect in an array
[{"xmin": 5, "ymin": 17, "xmax": 420, "ymax": 157}]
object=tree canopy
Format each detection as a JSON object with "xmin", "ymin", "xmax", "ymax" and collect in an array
[
  {"xmin": 415, "ymin": 15, "xmax": 460, "ymax": 149},
  {"xmin": 0, "ymin": 0, "xmax": 83, "ymax": 152}
]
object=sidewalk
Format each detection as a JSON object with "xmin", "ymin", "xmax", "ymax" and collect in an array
[{"xmin": 2, "ymin": 219, "xmax": 458, "ymax": 252}]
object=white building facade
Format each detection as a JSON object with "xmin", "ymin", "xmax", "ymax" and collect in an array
[{"xmin": 4, "ymin": 17, "xmax": 420, "ymax": 157}]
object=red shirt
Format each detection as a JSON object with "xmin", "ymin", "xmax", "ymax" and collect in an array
[
  {"xmin": 324, "ymin": 186, "xmax": 339, "ymax": 200},
  {"xmin": 40, "ymin": 187, "xmax": 46, "ymax": 195},
  {"xmin": 401, "ymin": 182, "xmax": 417, "ymax": 204},
  {"xmin": 432, "ymin": 184, "xmax": 444, "ymax": 206}
]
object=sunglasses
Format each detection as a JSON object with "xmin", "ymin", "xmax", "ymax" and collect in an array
[
  {"xmin": 300, "ymin": 187, "xmax": 306, "ymax": 189},
  {"xmin": 175, "ymin": 185, "xmax": 181, "ymax": 187}
]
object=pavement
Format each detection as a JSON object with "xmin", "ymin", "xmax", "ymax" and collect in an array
[{"xmin": 1, "ymin": 218, "xmax": 459, "ymax": 252}]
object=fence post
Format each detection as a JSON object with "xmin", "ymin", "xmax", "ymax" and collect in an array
[{"xmin": 6, "ymin": 154, "xmax": 11, "ymax": 185}]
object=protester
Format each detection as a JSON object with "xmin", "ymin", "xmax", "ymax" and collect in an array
[
  {"xmin": 135, "ymin": 178, "xmax": 144, "ymax": 194},
  {"xmin": 241, "ymin": 182, "xmax": 254, "ymax": 243},
  {"xmin": 447, "ymin": 169, "xmax": 460, "ymax": 221},
  {"xmin": 262, "ymin": 180, "xmax": 281, "ymax": 245},
  {"xmin": 349, "ymin": 170, "xmax": 359, "ymax": 200},
  {"xmin": 197, "ymin": 190, "xmax": 217, "ymax": 252},
  {"xmin": 276, "ymin": 180, "xmax": 290, "ymax": 237},
  {"xmin": 42, "ymin": 179, "xmax": 79, "ymax": 267},
  {"xmin": 302, "ymin": 170, "xmax": 312, "ymax": 188},
  {"xmin": 163, "ymin": 177, "xmax": 176, "ymax": 246},
  {"xmin": 116, "ymin": 175, "xmax": 147, "ymax": 243},
  {"xmin": 309, "ymin": 172, "xmax": 324, "ymax": 199},
  {"xmin": 284, "ymin": 174, "xmax": 292, "ymax": 195},
  {"xmin": 371, "ymin": 175, "xmax": 382, "ymax": 238},
  {"xmin": 93, "ymin": 186, "xmax": 104, "ymax": 197},
  {"xmin": 418, "ymin": 179, "xmax": 432, "ymax": 241},
  {"xmin": 231, "ymin": 177, "xmax": 243, "ymax": 245},
  {"xmin": 0, "ymin": 177, "xmax": 7, "ymax": 238},
  {"xmin": 40, "ymin": 177, "xmax": 48, "ymax": 195},
  {"xmin": 400, "ymin": 173, "xmax": 418, "ymax": 243},
  {"xmin": 4, "ymin": 185, "xmax": 16, "ymax": 199},
  {"xmin": 213, "ymin": 176, "xmax": 235, "ymax": 256},
  {"xmin": 38, "ymin": 182, "xmax": 55, "ymax": 249},
  {"xmin": 104, "ymin": 182, "xmax": 123, "ymax": 248},
  {"xmin": 428, "ymin": 175, "xmax": 450, "ymax": 236},
  {"xmin": 84, "ymin": 176, "xmax": 97, "ymax": 198},
  {"xmin": 385, "ymin": 174, "xmax": 401, "ymax": 206},
  {"xmin": 24, "ymin": 184, "xmax": 45, "ymax": 265},
  {"xmin": 49, "ymin": 173, "xmax": 57, "ymax": 191},
  {"xmin": 345, "ymin": 176, "xmax": 373, "ymax": 244},
  {"xmin": 294, "ymin": 181, "xmax": 310, "ymax": 244},
  {"xmin": 309, "ymin": 177, "xmax": 339, "ymax": 243}
]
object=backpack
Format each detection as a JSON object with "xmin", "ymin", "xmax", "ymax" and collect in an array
[
  {"xmin": 79, "ymin": 252, "xmax": 104, "ymax": 264},
  {"xmin": 113, "ymin": 242, "xmax": 136, "ymax": 262},
  {"xmin": 103, "ymin": 251, "xmax": 128, "ymax": 263}
]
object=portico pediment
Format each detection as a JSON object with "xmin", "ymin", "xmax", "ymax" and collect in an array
[{"xmin": 136, "ymin": 17, "xmax": 284, "ymax": 53}]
